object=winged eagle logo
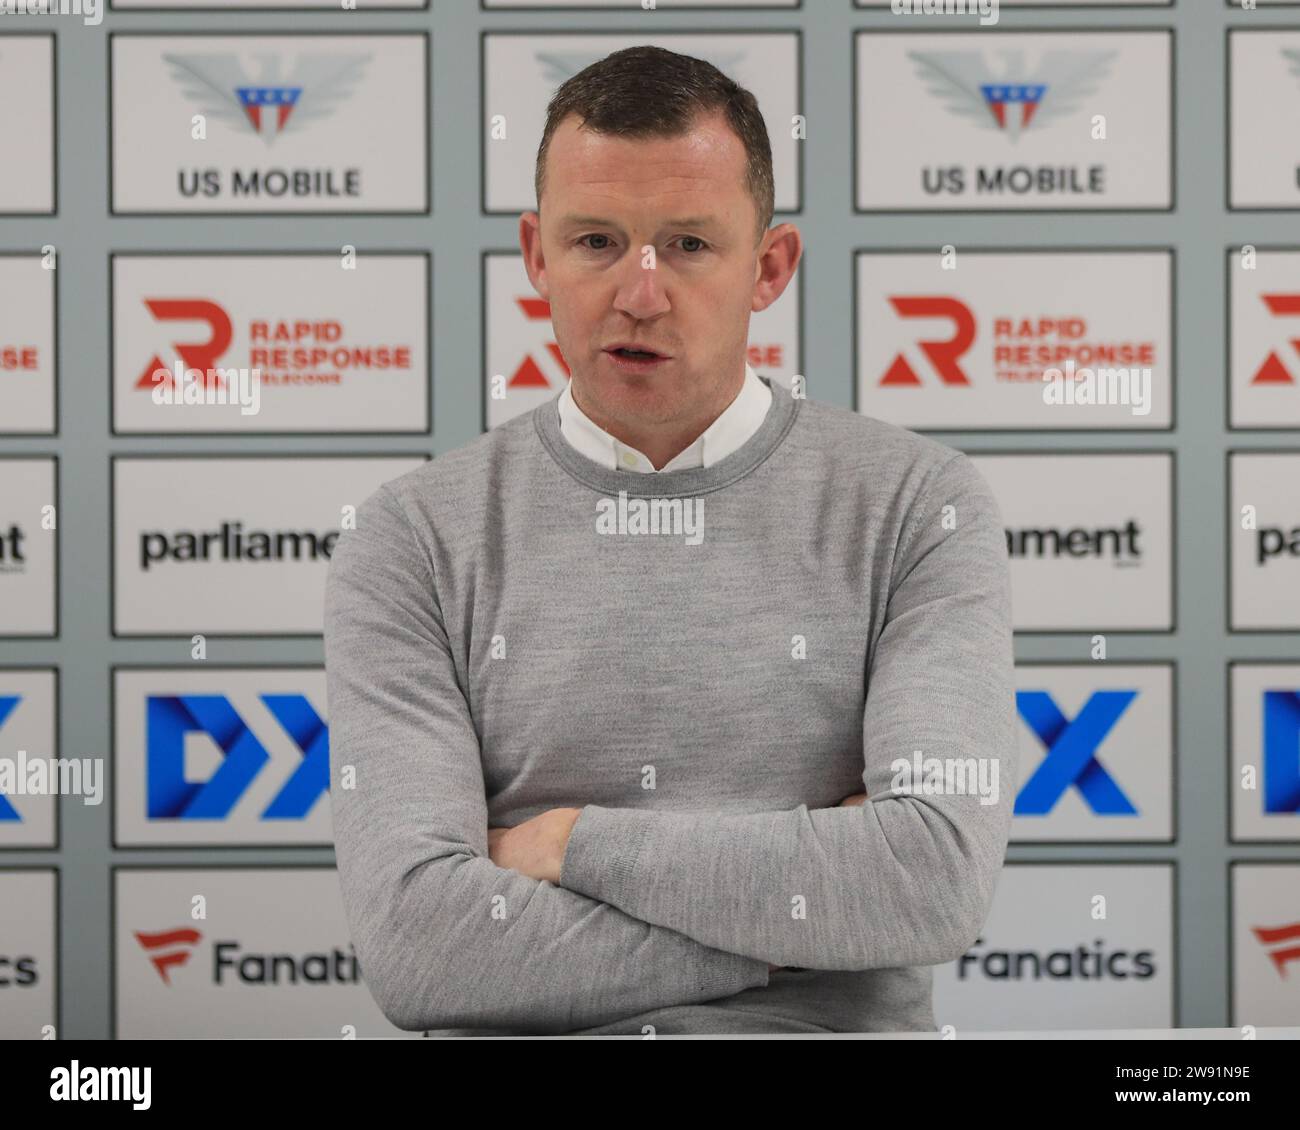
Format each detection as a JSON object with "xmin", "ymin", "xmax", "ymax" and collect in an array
[
  {"xmin": 1284, "ymin": 48, "xmax": 1300, "ymax": 87},
  {"xmin": 163, "ymin": 51, "xmax": 371, "ymax": 144},
  {"xmin": 907, "ymin": 49, "xmax": 1117, "ymax": 142}
]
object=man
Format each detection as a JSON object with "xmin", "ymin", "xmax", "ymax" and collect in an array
[{"xmin": 324, "ymin": 45, "xmax": 1016, "ymax": 1036}]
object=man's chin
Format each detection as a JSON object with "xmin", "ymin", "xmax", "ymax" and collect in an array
[{"xmin": 582, "ymin": 377, "xmax": 687, "ymax": 425}]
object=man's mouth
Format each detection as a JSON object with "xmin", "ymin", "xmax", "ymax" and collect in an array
[
  {"xmin": 606, "ymin": 347, "xmax": 666, "ymax": 360},
  {"xmin": 603, "ymin": 345, "xmax": 671, "ymax": 371}
]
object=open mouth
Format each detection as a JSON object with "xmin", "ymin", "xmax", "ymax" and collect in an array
[{"xmin": 609, "ymin": 348, "xmax": 662, "ymax": 360}]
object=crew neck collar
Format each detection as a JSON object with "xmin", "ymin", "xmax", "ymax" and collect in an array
[
  {"xmin": 534, "ymin": 374, "xmax": 799, "ymax": 499},
  {"xmin": 557, "ymin": 361, "xmax": 771, "ymax": 473}
]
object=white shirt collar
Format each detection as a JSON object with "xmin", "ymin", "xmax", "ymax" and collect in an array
[{"xmin": 556, "ymin": 362, "xmax": 772, "ymax": 473}]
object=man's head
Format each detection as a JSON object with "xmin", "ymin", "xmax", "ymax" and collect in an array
[{"xmin": 519, "ymin": 45, "xmax": 800, "ymax": 464}]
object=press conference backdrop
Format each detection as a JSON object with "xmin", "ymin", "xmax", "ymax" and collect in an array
[{"xmin": 1, "ymin": 0, "xmax": 1298, "ymax": 1039}]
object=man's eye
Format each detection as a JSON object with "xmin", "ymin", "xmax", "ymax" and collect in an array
[{"xmin": 577, "ymin": 235, "xmax": 708, "ymax": 253}]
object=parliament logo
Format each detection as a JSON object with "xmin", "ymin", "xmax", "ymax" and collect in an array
[
  {"xmin": 0, "ymin": 522, "xmax": 26, "ymax": 576},
  {"xmin": 1228, "ymin": 454, "xmax": 1300, "ymax": 630},
  {"xmin": 0, "ymin": 458, "xmax": 56, "ymax": 637},
  {"xmin": 111, "ymin": 455, "xmax": 425, "ymax": 636},
  {"xmin": 970, "ymin": 453, "xmax": 1173, "ymax": 631}
]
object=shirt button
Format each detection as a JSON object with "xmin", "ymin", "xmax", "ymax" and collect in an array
[{"xmin": 621, "ymin": 452, "xmax": 638, "ymax": 467}]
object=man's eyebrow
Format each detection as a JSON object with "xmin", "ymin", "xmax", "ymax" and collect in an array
[{"xmin": 556, "ymin": 214, "xmax": 722, "ymax": 232}]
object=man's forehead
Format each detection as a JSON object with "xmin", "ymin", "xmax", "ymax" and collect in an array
[
  {"xmin": 547, "ymin": 112, "xmax": 744, "ymax": 181},
  {"xmin": 547, "ymin": 149, "xmax": 746, "ymax": 223},
  {"xmin": 555, "ymin": 212, "xmax": 725, "ymax": 232},
  {"xmin": 542, "ymin": 112, "xmax": 751, "ymax": 229},
  {"xmin": 553, "ymin": 107, "xmax": 736, "ymax": 152}
]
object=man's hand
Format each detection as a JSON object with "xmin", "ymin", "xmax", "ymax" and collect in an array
[
  {"xmin": 768, "ymin": 790, "xmax": 869, "ymax": 972},
  {"xmin": 488, "ymin": 807, "xmax": 583, "ymax": 884},
  {"xmin": 492, "ymin": 794, "xmax": 867, "ymax": 968}
]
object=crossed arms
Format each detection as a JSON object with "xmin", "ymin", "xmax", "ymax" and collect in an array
[
  {"xmin": 322, "ymin": 453, "xmax": 1016, "ymax": 1033},
  {"xmin": 485, "ymin": 790, "xmax": 869, "ymax": 974}
]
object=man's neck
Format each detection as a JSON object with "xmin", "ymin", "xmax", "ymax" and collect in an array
[{"xmin": 571, "ymin": 365, "xmax": 747, "ymax": 471}]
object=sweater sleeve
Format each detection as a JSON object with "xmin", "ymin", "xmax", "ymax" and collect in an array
[
  {"xmin": 558, "ymin": 453, "xmax": 1018, "ymax": 971},
  {"xmin": 323, "ymin": 483, "xmax": 770, "ymax": 1033}
]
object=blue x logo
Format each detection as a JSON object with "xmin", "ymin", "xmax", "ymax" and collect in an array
[
  {"xmin": 1015, "ymin": 690, "xmax": 1138, "ymax": 815},
  {"xmin": 1263, "ymin": 690, "xmax": 1300, "ymax": 814},
  {"xmin": 0, "ymin": 695, "xmax": 20, "ymax": 821}
]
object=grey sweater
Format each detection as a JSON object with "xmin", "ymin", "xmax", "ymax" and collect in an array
[{"xmin": 323, "ymin": 377, "xmax": 1017, "ymax": 1036}]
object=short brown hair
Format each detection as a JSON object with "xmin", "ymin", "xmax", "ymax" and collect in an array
[{"xmin": 534, "ymin": 45, "xmax": 775, "ymax": 246}]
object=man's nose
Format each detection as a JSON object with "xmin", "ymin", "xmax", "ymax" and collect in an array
[{"xmin": 612, "ymin": 250, "xmax": 671, "ymax": 320}]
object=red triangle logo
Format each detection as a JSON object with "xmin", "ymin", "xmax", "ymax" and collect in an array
[
  {"xmin": 880, "ymin": 354, "xmax": 923, "ymax": 386},
  {"xmin": 1251, "ymin": 351, "xmax": 1296, "ymax": 385},
  {"xmin": 509, "ymin": 355, "xmax": 551, "ymax": 388}
]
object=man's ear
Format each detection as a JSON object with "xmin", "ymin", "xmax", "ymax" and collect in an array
[
  {"xmin": 519, "ymin": 211, "xmax": 549, "ymax": 300},
  {"xmin": 752, "ymin": 222, "xmax": 801, "ymax": 314}
]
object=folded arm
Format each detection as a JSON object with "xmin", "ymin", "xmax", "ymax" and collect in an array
[
  {"xmin": 558, "ymin": 453, "xmax": 1018, "ymax": 972},
  {"xmin": 324, "ymin": 484, "xmax": 769, "ymax": 1034}
]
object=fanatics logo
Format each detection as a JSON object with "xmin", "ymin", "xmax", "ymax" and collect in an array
[
  {"xmin": 134, "ymin": 926, "xmax": 202, "ymax": 985},
  {"xmin": 1251, "ymin": 921, "xmax": 1300, "ymax": 977}
]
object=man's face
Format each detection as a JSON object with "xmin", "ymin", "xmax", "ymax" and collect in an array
[{"xmin": 520, "ymin": 108, "xmax": 798, "ymax": 436}]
